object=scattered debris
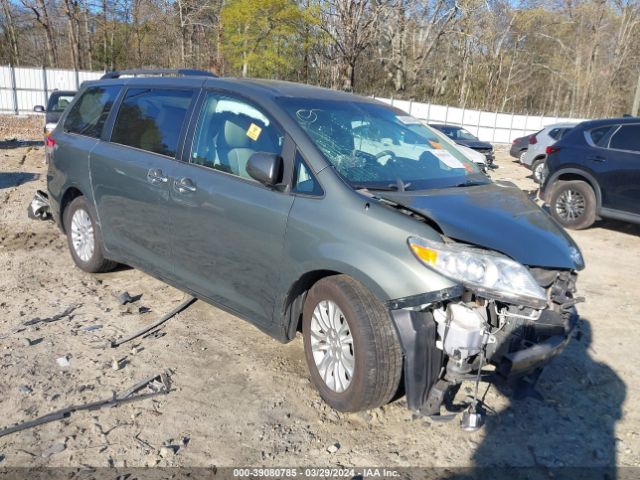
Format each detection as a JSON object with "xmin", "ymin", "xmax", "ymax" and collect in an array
[
  {"xmin": 0, "ymin": 304, "xmax": 81, "ymax": 341},
  {"xmin": 27, "ymin": 190, "xmax": 52, "ymax": 221},
  {"xmin": 326, "ymin": 441, "xmax": 341, "ymax": 454},
  {"xmin": 138, "ymin": 306, "xmax": 151, "ymax": 314},
  {"xmin": 21, "ymin": 338, "xmax": 31, "ymax": 347},
  {"xmin": 23, "ymin": 304, "xmax": 81, "ymax": 327},
  {"xmin": 111, "ymin": 357, "xmax": 121, "ymax": 371},
  {"xmin": 111, "ymin": 296, "xmax": 197, "ymax": 348},
  {"xmin": 159, "ymin": 445, "xmax": 177, "ymax": 458},
  {"xmin": 18, "ymin": 385, "xmax": 33, "ymax": 394},
  {"xmin": 56, "ymin": 356, "xmax": 70, "ymax": 368},
  {"xmin": 80, "ymin": 325, "xmax": 102, "ymax": 332},
  {"xmin": 117, "ymin": 291, "xmax": 142, "ymax": 306},
  {"xmin": 0, "ymin": 373, "xmax": 171, "ymax": 439}
]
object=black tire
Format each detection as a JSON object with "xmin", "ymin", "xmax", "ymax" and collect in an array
[
  {"xmin": 531, "ymin": 159, "xmax": 545, "ymax": 184},
  {"xmin": 63, "ymin": 196, "xmax": 117, "ymax": 273},
  {"xmin": 302, "ymin": 275, "xmax": 403, "ymax": 412},
  {"xmin": 549, "ymin": 180, "xmax": 597, "ymax": 230}
]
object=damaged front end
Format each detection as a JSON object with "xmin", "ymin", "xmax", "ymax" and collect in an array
[{"xmin": 389, "ymin": 244, "xmax": 581, "ymax": 418}]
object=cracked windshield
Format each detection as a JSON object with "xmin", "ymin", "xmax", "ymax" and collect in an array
[{"xmin": 282, "ymin": 99, "xmax": 488, "ymax": 191}]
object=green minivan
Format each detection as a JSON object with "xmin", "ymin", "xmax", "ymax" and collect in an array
[{"xmin": 46, "ymin": 69, "xmax": 583, "ymax": 416}]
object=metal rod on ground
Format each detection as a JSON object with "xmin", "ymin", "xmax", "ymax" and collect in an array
[
  {"xmin": 0, "ymin": 373, "xmax": 170, "ymax": 438},
  {"xmin": 110, "ymin": 296, "xmax": 197, "ymax": 348}
]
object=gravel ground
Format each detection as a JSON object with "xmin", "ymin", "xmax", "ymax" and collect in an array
[{"xmin": 0, "ymin": 131, "xmax": 639, "ymax": 471}]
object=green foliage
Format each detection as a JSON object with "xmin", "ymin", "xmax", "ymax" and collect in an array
[{"xmin": 221, "ymin": 0, "xmax": 311, "ymax": 78}]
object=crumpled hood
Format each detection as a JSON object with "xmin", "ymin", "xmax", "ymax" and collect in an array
[{"xmin": 382, "ymin": 182, "xmax": 584, "ymax": 270}]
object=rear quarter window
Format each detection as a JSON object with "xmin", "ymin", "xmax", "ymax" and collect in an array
[
  {"xmin": 588, "ymin": 126, "xmax": 616, "ymax": 147},
  {"xmin": 63, "ymin": 86, "xmax": 120, "ymax": 138},
  {"xmin": 111, "ymin": 88, "xmax": 194, "ymax": 158}
]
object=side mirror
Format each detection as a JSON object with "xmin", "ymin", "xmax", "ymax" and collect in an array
[
  {"xmin": 247, "ymin": 152, "xmax": 283, "ymax": 187},
  {"xmin": 33, "ymin": 105, "xmax": 45, "ymax": 113}
]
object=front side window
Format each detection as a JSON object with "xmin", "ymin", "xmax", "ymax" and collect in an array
[
  {"xmin": 292, "ymin": 151, "xmax": 323, "ymax": 196},
  {"xmin": 64, "ymin": 86, "xmax": 120, "ymax": 138},
  {"xmin": 111, "ymin": 88, "xmax": 194, "ymax": 158},
  {"xmin": 281, "ymin": 98, "xmax": 487, "ymax": 191},
  {"xmin": 191, "ymin": 92, "xmax": 284, "ymax": 180},
  {"xmin": 609, "ymin": 125, "xmax": 640, "ymax": 152}
]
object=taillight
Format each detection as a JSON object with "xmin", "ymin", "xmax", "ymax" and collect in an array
[
  {"xmin": 45, "ymin": 136, "xmax": 56, "ymax": 148},
  {"xmin": 529, "ymin": 135, "xmax": 537, "ymax": 145},
  {"xmin": 546, "ymin": 145, "xmax": 560, "ymax": 155}
]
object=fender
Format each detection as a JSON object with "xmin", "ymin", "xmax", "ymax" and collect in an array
[{"xmin": 546, "ymin": 167, "xmax": 602, "ymax": 208}]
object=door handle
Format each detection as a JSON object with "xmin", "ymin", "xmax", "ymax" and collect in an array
[
  {"xmin": 175, "ymin": 177, "xmax": 197, "ymax": 193},
  {"xmin": 588, "ymin": 155, "xmax": 606, "ymax": 163},
  {"xmin": 147, "ymin": 168, "xmax": 168, "ymax": 184}
]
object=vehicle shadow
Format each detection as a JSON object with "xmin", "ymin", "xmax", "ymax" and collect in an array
[
  {"xmin": 447, "ymin": 318, "xmax": 625, "ymax": 478},
  {"xmin": 593, "ymin": 218, "xmax": 640, "ymax": 237},
  {"xmin": 0, "ymin": 140, "xmax": 42, "ymax": 149},
  {"xmin": 0, "ymin": 172, "xmax": 39, "ymax": 189}
]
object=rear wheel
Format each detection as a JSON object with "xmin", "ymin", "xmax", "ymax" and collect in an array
[
  {"xmin": 302, "ymin": 275, "xmax": 402, "ymax": 412},
  {"xmin": 518, "ymin": 150, "xmax": 527, "ymax": 163},
  {"xmin": 549, "ymin": 180, "xmax": 596, "ymax": 230},
  {"xmin": 532, "ymin": 159, "xmax": 545, "ymax": 184},
  {"xmin": 64, "ymin": 196, "xmax": 117, "ymax": 272}
]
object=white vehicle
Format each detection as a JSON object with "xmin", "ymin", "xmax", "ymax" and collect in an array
[{"xmin": 521, "ymin": 123, "xmax": 576, "ymax": 183}]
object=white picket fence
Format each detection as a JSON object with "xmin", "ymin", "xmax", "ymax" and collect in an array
[{"xmin": 0, "ymin": 64, "xmax": 589, "ymax": 144}]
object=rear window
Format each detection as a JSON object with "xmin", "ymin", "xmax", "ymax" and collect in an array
[
  {"xmin": 47, "ymin": 93, "xmax": 75, "ymax": 113},
  {"xmin": 63, "ymin": 86, "xmax": 120, "ymax": 138},
  {"xmin": 111, "ymin": 88, "xmax": 194, "ymax": 158},
  {"xmin": 609, "ymin": 125, "xmax": 640, "ymax": 152}
]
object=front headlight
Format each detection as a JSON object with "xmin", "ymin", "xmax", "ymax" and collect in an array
[{"xmin": 408, "ymin": 236, "xmax": 546, "ymax": 309}]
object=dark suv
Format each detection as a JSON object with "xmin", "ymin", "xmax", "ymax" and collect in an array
[
  {"xmin": 47, "ymin": 69, "xmax": 583, "ymax": 417},
  {"xmin": 541, "ymin": 118, "xmax": 640, "ymax": 229}
]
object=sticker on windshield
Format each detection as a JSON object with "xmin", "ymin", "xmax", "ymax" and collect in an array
[
  {"xmin": 246, "ymin": 123, "xmax": 262, "ymax": 141},
  {"xmin": 429, "ymin": 140, "xmax": 442, "ymax": 149},
  {"xmin": 430, "ymin": 149, "xmax": 464, "ymax": 169},
  {"xmin": 396, "ymin": 115, "xmax": 422, "ymax": 125}
]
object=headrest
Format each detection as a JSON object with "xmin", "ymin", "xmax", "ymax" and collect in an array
[{"xmin": 223, "ymin": 116, "xmax": 252, "ymax": 149}]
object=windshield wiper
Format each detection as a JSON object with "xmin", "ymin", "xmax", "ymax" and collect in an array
[
  {"xmin": 352, "ymin": 184, "xmax": 398, "ymax": 192},
  {"xmin": 352, "ymin": 177, "xmax": 412, "ymax": 192}
]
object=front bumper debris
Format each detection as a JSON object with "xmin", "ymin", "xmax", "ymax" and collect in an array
[
  {"xmin": 27, "ymin": 190, "xmax": 52, "ymax": 221},
  {"xmin": 388, "ymin": 278, "xmax": 580, "ymax": 416}
]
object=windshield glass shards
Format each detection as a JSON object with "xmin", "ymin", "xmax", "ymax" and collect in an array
[{"xmin": 281, "ymin": 98, "xmax": 489, "ymax": 191}]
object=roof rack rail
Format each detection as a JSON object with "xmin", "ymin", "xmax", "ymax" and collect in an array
[{"xmin": 101, "ymin": 69, "xmax": 217, "ymax": 79}]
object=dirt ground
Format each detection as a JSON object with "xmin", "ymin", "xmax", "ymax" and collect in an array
[{"xmin": 1, "ymin": 128, "xmax": 639, "ymax": 471}]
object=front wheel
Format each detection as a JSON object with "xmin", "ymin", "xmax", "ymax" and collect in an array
[
  {"xmin": 302, "ymin": 275, "xmax": 402, "ymax": 412},
  {"xmin": 63, "ymin": 196, "xmax": 117, "ymax": 273},
  {"xmin": 549, "ymin": 180, "xmax": 597, "ymax": 230}
]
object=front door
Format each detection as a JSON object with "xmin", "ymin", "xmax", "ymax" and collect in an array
[
  {"xmin": 598, "ymin": 123, "xmax": 640, "ymax": 215},
  {"xmin": 90, "ymin": 87, "xmax": 196, "ymax": 278},
  {"xmin": 168, "ymin": 91, "xmax": 294, "ymax": 327}
]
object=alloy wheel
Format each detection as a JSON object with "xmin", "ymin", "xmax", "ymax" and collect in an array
[
  {"xmin": 310, "ymin": 300, "xmax": 355, "ymax": 393},
  {"xmin": 555, "ymin": 189, "xmax": 586, "ymax": 221},
  {"xmin": 70, "ymin": 208, "xmax": 95, "ymax": 262}
]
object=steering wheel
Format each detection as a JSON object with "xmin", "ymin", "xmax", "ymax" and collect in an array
[{"xmin": 375, "ymin": 150, "xmax": 397, "ymax": 163}]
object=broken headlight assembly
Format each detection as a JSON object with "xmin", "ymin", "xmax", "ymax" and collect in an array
[{"xmin": 408, "ymin": 236, "xmax": 546, "ymax": 309}]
